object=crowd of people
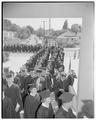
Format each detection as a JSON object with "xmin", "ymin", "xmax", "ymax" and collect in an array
[
  {"xmin": 3, "ymin": 44, "xmax": 42, "ymax": 53},
  {"xmin": 2, "ymin": 46, "xmax": 93, "ymax": 118}
]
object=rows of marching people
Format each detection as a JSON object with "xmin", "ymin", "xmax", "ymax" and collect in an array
[{"xmin": 2, "ymin": 46, "xmax": 92, "ymax": 118}]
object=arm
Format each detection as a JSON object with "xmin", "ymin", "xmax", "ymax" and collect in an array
[{"xmin": 15, "ymin": 86, "xmax": 23, "ymax": 111}]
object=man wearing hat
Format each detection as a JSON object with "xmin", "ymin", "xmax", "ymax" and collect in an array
[
  {"xmin": 45, "ymin": 69, "xmax": 53, "ymax": 92},
  {"xmin": 24, "ymin": 84, "xmax": 40, "ymax": 118},
  {"xmin": 19, "ymin": 68, "xmax": 36, "ymax": 106},
  {"xmin": 55, "ymin": 92, "xmax": 76, "ymax": 118},
  {"xmin": 37, "ymin": 90, "xmax": 54, "ymax": 118},
  {"xmin": 5, "ymin": 72, "xmax": 23, "ymax": 118},
  {"xmin": 63, "ymin": 70, "xmax": 77, "ymax": 93}
]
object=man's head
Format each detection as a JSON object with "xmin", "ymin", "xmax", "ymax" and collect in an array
[
  {"xmin": 59, "ymin": 92, "xmax": 74, "ymax": 109},
  {"xmin": 40, "ymin": 90, "xmax": 51, "ymax": 104},
  {"xmin": 28, "ymin": 84, "xmax": 37, "ymax": 95},
  {"xmin": 70, "ymin": 70, "xmax": 77, "ymax": 78},
  {"xmin": 44, "ymin": 97, "xmax": 51, "ymax": 104},
  {"xmin": 59, "ymin": 65, "xmax": 65, "ymax": 72},
  {"xmin": 9, "ymin": 70, "xmax": 15, "ymax": 77},
  {"xmin": 5, "ymin": 72, "xmax": 14, "ymax": 83},
  {"xmin": 20, "ymin": 66, "xmax": 28, "ymax": 76}
]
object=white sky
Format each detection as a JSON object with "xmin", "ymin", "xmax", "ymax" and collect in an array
[{"xmin": 6, "ymin": 18, "xmax": 82, "ymax": 30}]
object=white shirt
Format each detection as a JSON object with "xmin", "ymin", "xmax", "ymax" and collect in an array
[
  {"xmin": 42, "ymin": 103, "xmax": 49, "ymax": 108},
  {"xmin": 62, "ymin": 105, "xmax": 77, "ymax": 116}
]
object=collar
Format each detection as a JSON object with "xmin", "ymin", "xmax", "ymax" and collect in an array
[
  {"xmin": 30, "ymin": 93, "xmax": 36, "ymax": 97},
  {"xmin": 62, "ymin": 105, "xmax": 68, "ymax": 112},
  {"xmin": 71, "ymin": 109, "xmax": 77, "ymax": 116},
  {"xmin": 62, "ymin": 105, "xmax": 77, "ymax": 116},
  {"xmin": 8, "ymin": 82, "xmax": 13, "ymax": 88},
  {"xmin": 42, "ymin": 103, "xmax": 49, "ymax": 108}
]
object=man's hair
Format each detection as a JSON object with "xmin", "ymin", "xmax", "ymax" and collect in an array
[{"xmin": 5, "ymin": 73, "xmax": 13, "ymax": 79}]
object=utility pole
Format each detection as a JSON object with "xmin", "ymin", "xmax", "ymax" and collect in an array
[
  {"xmin": 49, "ymin": 18, "xmax": 51, "ymax": 35},
  {"xmin": 42, "ymin": 21, "xmax": 46, "ymax": 36},
  {"xmin": 42, "ymin": 20, "xmax": 47, "ymax": 46}
]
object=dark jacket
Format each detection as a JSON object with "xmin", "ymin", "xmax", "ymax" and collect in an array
[
  {"xmin": 24, "ymin": 94, "xmax": 40, "ymax": 118},
  {"xmin": 5, "ymin": 83, "xmax": 23, "ymax": 118},
  {"xmin": 37, "ymin": 104, "xmax": 54, "ymax": 118},
  {"xmin": 55, "ymin": 107, "xmax": 76, "ymax": 118},
  {"xmin": 2, "ymin": 96, "xmax": 15, "ymax": 118}
]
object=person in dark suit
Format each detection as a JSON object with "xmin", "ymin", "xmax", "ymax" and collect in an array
[
  {"xmin": 55, "ymin": 91, "xmax": 76, "ymax": 118},
  {"xmin": 5, "ymin": 72, "xmax": 23, "ymax": 118},
  {"xmin": 37, "ymin": 90, "xmax": 54, "ymax": 118},
  {"xmin": 24, "ymin": 84, "xmax": 40, "ymax": 118},
  {"xmin": 2, "ymin": 78, "xmax": 15, "ymax": 118}
]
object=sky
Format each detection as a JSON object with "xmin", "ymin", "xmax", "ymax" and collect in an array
[{"xmin": 7, "ymin": 18, "xmax": 82, "ymax": 30}]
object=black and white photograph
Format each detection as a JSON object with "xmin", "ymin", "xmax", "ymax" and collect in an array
[{"xmin": 2, "ymin": 2, "xmax": 94, "ymax": 119}]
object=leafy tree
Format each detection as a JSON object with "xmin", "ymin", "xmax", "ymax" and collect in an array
[
  {"xmin": 35, "ymin": 27, "xmax": 45, "ymax": 37},
  {"xmin": 3, "ymin": 19, "xmax": 12, "ymax": 31},
  {"xmin": 71, "ymin": 24, "xmax": 81, "ymax": 33},
  {"xmin": 3, "ymin": 19, "xmax": 21, "ymax": 33},
  {"xmin": 17, "ymin": 27, "xmax": 31, "ymax": 39},
  {"xmin": 26, "ymin": 25, "xmax": 34, "ymax": 34},
  {"xmin": 62, "ymin": 20, "xmax": 68, "ymax": 30},
  {"xmin": 10, "ymin": 23, "xmax": 21, "ymax": 32}
]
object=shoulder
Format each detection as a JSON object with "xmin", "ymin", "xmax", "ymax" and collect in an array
[
  {"xmin": 12, "ymin": 83, "xmax": 19, "ymax": 88},
  {"xmin": 12, "ymin": 83, "xmax": 20, "ymax": 91},
  {"xmin": 25, "ymin": 95, "xmax": 31, "ymax": 103}
]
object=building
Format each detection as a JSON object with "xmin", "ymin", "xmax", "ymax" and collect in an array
[
  {"xmin": 3, "ymin": 30, "xmax": 17, "ymax": 40},
  {"xmin": 56, "ymin": 30, "xmax": 78, "ymax": 47},
  {"xmin": 44, "ymin": 35, "xmax": 58, "ymax": 47}
]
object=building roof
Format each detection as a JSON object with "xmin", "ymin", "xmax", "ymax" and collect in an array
[{"xmin": 57, "ymin": 30, "xmax": 76, "ymax": 38}]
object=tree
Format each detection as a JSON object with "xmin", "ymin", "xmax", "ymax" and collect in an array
[
  {"xmin": 3, "ymin": 19, "xmax": 21, "ymax": 33},
  {"xmin": 62, "ymin": 20, "xmax": 68, "ymax": 30},
  {"xmin": 35, "ymin": 28, "xmax": 45, "ymax": 37},
  {"xmin": 17, "ymin": 27, "xmax": 31, "ymax": 39},
  {"xmin": 10, "ymin": 24, "xmax": 21, "ymax": 33},
  {"xmin": 71, "ymin": 24, "xmax": 81, "ymax": 33},
  {"xmin": 3, "ymin": 19, "xmax": 12, "ymax": 31},
  {"xmin": 26, "ymin": 25, "xmax": 34, "ymax": 34}
]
